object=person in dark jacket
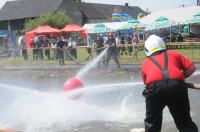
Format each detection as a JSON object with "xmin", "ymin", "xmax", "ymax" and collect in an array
[
  {"xmin": 30, "ymin": 37, "xmax": 38, "ymax": 60},
  {"xmin": 141, "ymin": 35, "xmax": 198, "ymax": 132},
  {"xmin": 176, "ymin": 33, "xmax": 184, "ymax": 42},
  {"xmin": 105, "ymin": 32, "xmax": 120, "ymax": 68},
  {"xmin": 94, "ymin": 34, "xmax": 105, "ymax": 67},
  {"xmin": 56, "ymin": 36, "xmax": 66, "ymax": 65},
  {"xmin": 120, "ymin": 33, "xmax": 127, "ymax": 55},
  {"xmin": 35, "ymin": 36, "xmax": 44, "ymax": 60}
]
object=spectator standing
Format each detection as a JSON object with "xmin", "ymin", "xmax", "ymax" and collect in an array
[
  {"xmin": 120, "ymin": 33, "xmax": 127, "ymax": 55},
  {"xmin": 62, "ymin": 37, "xmax": 69, "ymax": 60},
  {"xmin": 43, "ymin": 36, "xmax": 51, "ymax": 60},
  {"xmin": 177, "ymin": 33, "xmax": 184, "ymax": 42},
  {"xmin": 132, "ymin": 33, "xmax": 139, "ymax": 59},
  {"xmin": 35, "ymin": 36, "xmax": 44, "ymax": 60},
  {"xmin": 50, "ymin": 36, "xmax": 58, "ymax": 60},
  {"xmin": 30, "ymin": 36, "xmax": 38, "ymax": 60},
  {"xmin": 56, "ymin": 36, "xmax": 66, "ymax": 66},
  {"xmin": 127, "ymin": 34, "xmax": 133, "ymax": 55},
  {"xmin": 18, "ymin": 35, "xmax": 28, "ymax": 60},
  {"xmin": 115, "ymin": 34, "xmax": 121, "ymax": 58},
  {"xmin": 68, "ymin": 37, "xmax": 77, "ymax": 60}
]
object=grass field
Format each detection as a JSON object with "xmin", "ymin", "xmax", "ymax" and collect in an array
[{"xmin": 0, "ymin": 47, "xmax": 200, "ymax": 66}]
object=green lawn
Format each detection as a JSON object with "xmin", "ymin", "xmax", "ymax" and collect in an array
[{"xmin": 0, "ymin": 47, "xmax": 200, "ymax": 66}]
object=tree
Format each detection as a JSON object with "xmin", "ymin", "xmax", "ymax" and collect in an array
[{"xmin": 24, "ymin": 11, "xmax": 71, "ymax": 31}]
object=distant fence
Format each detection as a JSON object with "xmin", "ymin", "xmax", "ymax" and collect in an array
[
  {"xmin": 0, "ymin": 42, "xmax": 200, "ymax": 65},
  {"xmin": 135, "ymin": 42, "xmax": 200, "ymax": 50}
]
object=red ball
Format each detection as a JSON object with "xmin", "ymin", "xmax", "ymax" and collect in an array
[{"xmin": 63, "ymin": 78, "xmax": 83, "ymax": 92}]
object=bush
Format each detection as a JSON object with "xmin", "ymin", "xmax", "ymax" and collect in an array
[{"xmin": 24, "ymin": 11, "xmax": 71, "ymax": 31}]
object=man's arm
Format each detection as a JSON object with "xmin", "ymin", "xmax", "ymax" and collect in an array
[{"xmin": 183, "ymin": 64, "xmax": 196, "ymax": 78}]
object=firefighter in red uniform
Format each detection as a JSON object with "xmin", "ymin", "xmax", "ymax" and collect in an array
[{"xmin": 141, "ymin": 35, "xmax": 198, "ymax": 132}]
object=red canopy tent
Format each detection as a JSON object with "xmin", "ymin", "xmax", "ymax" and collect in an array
[
  {"xmin": 25, "ymin": 25, "xmax": 60, "ymax": 48},
  {"xmin": 33, "ymin": 25, "xmax": 60, "ymax": 34},
  {"xmin": 25, "ymin": 29, "xmax": 36, "ymax": 49},
  {"xmin": 60, "ymin": 24, "xmax": 85, "ymax": 33}
]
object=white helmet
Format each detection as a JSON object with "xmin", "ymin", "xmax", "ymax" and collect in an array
[{"xmin": 144, "ymin": 35, "xmax": 166, "ymax": 56}]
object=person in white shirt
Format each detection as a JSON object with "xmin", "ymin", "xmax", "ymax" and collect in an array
[
  {"xmin": 68, "ymin": 37, "xmax": 77, "ymax": 59},
  {"xmin": 18, "ymin": 35, "xmax": 28, "ymax": 60},
  {"xmin": 115, "ymin": 34, "xmax": 121, "ymax": 58}
]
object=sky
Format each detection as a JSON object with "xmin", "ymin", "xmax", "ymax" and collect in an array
[
  {"xmin": 84, "ymin": 0, "xmax": 197, "ymax": 12},
  {"xmin": 0, "ymin": 0, "xmax": 197, "ymax": 12},
  {"xmin": 0, "ymin": 0, "xmax": 13, "ymax": 8}
]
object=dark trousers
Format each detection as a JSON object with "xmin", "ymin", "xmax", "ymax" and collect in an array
[
  {"xmin": 70, "ymin": 48, "xmax": 77, "ymax": 59},
  {"xmin": 105, "ymin": 48, "xmax": 120, "ymax": 68},
  {"xmin": 38, "ymin": 48, "xmax": 43, "ymax": 60},
  {"xmin": 57, "ymin": 49, "xmax": 64, "ymax": 65},
  {"xmin": 33, "ymin": 49, "xmax": 38, "ymax": 60},
  {"xmin": 145, "ymin": 80, "xmax": 198, "ymax": 132},
  {"xmin": 22, "ymin": 49, "xmax": 28, "ymax": 60}
]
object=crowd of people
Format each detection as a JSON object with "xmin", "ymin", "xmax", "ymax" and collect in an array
[
  {"xmin": 18, "ymin": 35, "xmax": 79, "ymax": 65},
  {"xmin": 18, "ymin": 32, "xmax": 140, "ymax": 67},
  {"xmin": 147, "ymin": 28, "xmax": 185, "ymax": 43},
  {"xmin": 87, "ymin": 32, "xmax": 140, "ymax": 68}
]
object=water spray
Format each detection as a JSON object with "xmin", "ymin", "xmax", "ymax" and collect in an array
[{"xmin": 62, "ymin": 48, "xmax": 108, "ymax": 99}]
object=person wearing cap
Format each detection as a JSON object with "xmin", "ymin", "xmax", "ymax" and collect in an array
[
  {"xmin": 141, "ymin": 35, "xmax": 198, "ymax": 132},
  {"xmin": 105, "ymin": 32, "xmax": 120, "ymax": 68}
]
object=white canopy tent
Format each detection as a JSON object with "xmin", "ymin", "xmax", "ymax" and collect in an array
[
  {"xmin": 140, "ymin": 6, "xmax": 200, "ymax": 35},
  {"xmin": 140, "ymin": 6, "xmax": 200, "ymax": 25}
]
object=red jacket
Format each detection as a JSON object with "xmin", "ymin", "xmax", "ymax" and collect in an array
[{"xmin": 141, "ymin": 50, "xmax": 194, "ymax": 85}]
